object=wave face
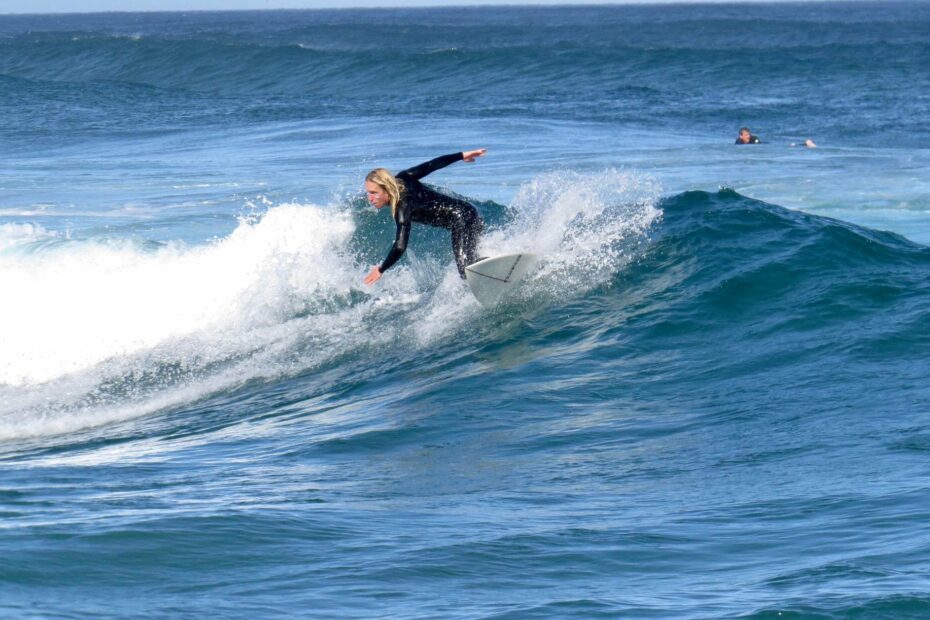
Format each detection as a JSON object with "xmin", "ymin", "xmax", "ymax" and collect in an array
[
  {"xmin": 4, "ymin": 185, "xmax": 930, "ymax": 619},
  {"xmin": 4, "ymin": 4, "xmax": 930, "ymax": 620}
]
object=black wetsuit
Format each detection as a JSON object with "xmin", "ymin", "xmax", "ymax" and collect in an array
[
  {"xmin": 379, "ymin": 152, "xmax": 484, "ymax": 279},
  {"xmin": 735, "ymin": 135, "xmax": 761, "ymax": 144}
]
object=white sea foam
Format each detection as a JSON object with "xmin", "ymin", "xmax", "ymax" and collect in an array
[
  {"xmin": 0, "ymin": 222, "xmax": 59, "ymax": 253},
  {"xmin": 0, "ymin": 170, "xmax": 661, "ymax": 441},
  {"xmin": 0, "ymin": 204, "xmax": 356, "ymax": 387},
  {"xmin": 484, "ymin": 168, "xmax": 663, "ymax": 293}
]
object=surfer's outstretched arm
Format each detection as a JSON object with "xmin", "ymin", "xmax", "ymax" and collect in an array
[
  {"xmin": 398, "ymin": 149, "xmax": 486, "ymax": 182},
  {"xmin": 364, "ymin": 211, "xmax": 410, "ymax": 286}
]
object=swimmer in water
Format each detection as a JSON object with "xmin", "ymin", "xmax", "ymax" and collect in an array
[
  {"xmin": 363, "ymin": 149, "xmax": 486, "ymax": 286},
  {"xmin": 735, "ymin": 127, "xmax": 762, "ymax": 144}
]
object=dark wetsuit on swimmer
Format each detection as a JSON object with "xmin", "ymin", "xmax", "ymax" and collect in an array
[{"xmin": 379, "ymin": 152, "xmax": 484, "ymax": 279}]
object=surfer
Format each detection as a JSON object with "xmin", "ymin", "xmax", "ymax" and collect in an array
[
  {"xmin": 735, "ymin": 127, "xmax": 761, "ymax": 144},
  {"xmin": 363, "ymin": 149, "xmax": 486, "ymax": 285}
]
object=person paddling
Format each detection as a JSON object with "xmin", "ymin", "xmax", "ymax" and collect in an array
[
  {"xmin": 363, "ymin": 149, "xmax": 486, "ymax": 285},
  {"xmin": 735, "ymin": 127, "xmax": 761, "ymax": 144}
]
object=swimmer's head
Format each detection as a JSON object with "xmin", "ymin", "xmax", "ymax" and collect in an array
[
  {"xmin": 738, "ymin": 127, "xmax": 752, "ymax": 143},
  {"xmin": 365, "ymin": 168, "xmax": 405, "ymax": 217}
]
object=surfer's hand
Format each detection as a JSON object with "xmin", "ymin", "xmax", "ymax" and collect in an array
[
  {"xmin": 364, "ymin": 265, "xmax": 382, "ymax": 286},
  {"xmin": 462, "ymin": 148, "xmax": 486, "ymax": 163}
]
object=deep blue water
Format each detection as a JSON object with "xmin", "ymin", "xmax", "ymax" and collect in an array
[{"xmin": 3, "ymin": 3, "xmax": 930, "ymax": 618}]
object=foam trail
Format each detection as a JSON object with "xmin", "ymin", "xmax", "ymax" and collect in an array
[{"xmin": 0, "ymin": 204, "xmax": 376, "ymax": 441}]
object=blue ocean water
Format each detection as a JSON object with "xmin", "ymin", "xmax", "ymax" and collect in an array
[{"xmin": 2, "ymin": 3, "xmax": 930, "ymax": 618}]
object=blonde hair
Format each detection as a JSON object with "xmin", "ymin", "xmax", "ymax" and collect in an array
[{"xmin": 366, "ymin": 168, "xmax": 405, "ymax": 218}]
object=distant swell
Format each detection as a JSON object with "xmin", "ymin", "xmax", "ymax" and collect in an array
[
  {"xmin": 3, "ymin": 34, "xmax": 928, "ymax": 97},
  {"xmin": 2, "ymin": 7, "xmax": 929, "ymax": 146}
]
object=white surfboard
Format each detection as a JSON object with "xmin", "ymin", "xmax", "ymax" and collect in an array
[{"xmin": 464, "ymin": 253, "xmax": 540, "ymax": 306}]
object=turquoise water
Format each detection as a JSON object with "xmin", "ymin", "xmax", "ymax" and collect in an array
[{"xmin": 3, "ymin": 4, "xmax": 930, "ymax": 618}]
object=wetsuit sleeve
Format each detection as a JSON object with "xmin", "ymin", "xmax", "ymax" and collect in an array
[
  {"xmin": 379, "ymin": 209, "xmax": 411, "ymax": 273},
  {"xmin": 397, "ymin": 152, "xmax": 464, "ymax": 182}
]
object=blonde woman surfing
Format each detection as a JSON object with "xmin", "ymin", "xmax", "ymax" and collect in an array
[{"xmin": 363, "ymin": 149, "xmax": 486, "ymax": 285}]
